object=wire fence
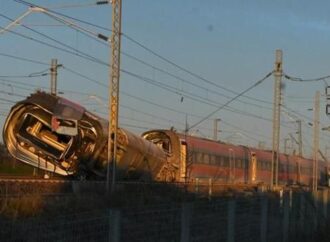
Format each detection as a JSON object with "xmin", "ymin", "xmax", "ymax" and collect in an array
[{"xmin": 1, "ymin": 189, "xmax": 330, "ymax": 242}]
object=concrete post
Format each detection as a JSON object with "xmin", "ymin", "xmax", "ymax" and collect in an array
[
  {"xmin": 312, "ymin": 191, "xmax": 318, "ymax": 232},
  {"xmin": 227, "ymin": 200, "xmax": 236, "ymax": 242},
  {"xmin": 108, "ymin": 209, "xmax": 120, "ymax": 242},
  {"xmin": 283, "ymin": 193, "xmax": 290, "ymax": 242},
  {"xmin": 181, "ymin": 204, "xmax": 192, "ymax": 242},
  {"xmin": 208, "ymin": 178, "xmax": 212, "ymax": 200},
  {"xmin": 195, "ymin": 178, "xmax": 199, "ymax": 194},
  {"xmin": 299, "ymin": 193, "xmax": 305, "ymax": 236},
  {"xmin": 50, "ymin": 59, "xmax": 58, "ymax": 95},
  {"xmin": 260, "ymin": 196, "xmax": 268, "ymax": 242}
]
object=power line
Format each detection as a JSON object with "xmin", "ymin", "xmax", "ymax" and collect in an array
[
  {"xmin": 38, "ymin": 11, "xmax": 274, "ymax": 111},
  {"xmin": 43, "ymin": 1, "xmax": 104, "ymax": 10},
  {"xmin": 0, "ymin": 52, "xmax": 49, "ymax": 65},
  {"xmin": 13, "ymin": 0, "xmax": 112, "ymax": 32},
  {"xmin": 64, "ymin": 62, "xmax": 276, "ymax": 124},
  {"xmin": 0, "ymin": 25, "xmax": 106, "ymax": 65},
  {"xmin": 284, "ymin": 73, "xmax": 330, "ymax": 82},
  {"xmin": 121, "ymin": 69, "xmax": 275, "ymax": 123},
  {"xmin": 187, "ymin": 71, "xmax": 273, "ymax": 131},
  {"xmin": 12, "ymin": 0, "xmax": 275, "ymax": 107},
  {"xmin": 0, "ymin": 13, "xmax": 108, "ymax": 66},
  {"xmin": 0, "ymin": 68, "xmax": 50, "ymax": 78}
]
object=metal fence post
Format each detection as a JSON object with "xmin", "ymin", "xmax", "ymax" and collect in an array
[
  {"xmin": 323, "ymin": 190, "xmax": 328, "ymax": 220},
  {"xmin": 283, "ymin": 193, "xmax": 289, "ymax": 242},
  {"xmin": 227, "ymin": 200, "xmax": 236, "ymax": 242},
  {"xmin": 312, "ymin": 191, "xmax": 318, "ymax": 232},
  {"xmin": 108, "ymin": 209, "xmax": 121, "ymax": 242},
  {"xmin": 299, "ymin": 193, "xmax": 305, "ymax": 237},
  {"xmin": 195, "ymin": 178, "xmax": 199, "ymax": 194},
  {"xmin": 260, "ymin": 196, "xmax": 268, "ymax": 242},
  {"xmin": 181, "ymin": 203, "xmax": 192, "ymax": 242}
]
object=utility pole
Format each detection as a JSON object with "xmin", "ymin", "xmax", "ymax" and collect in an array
[
  {"xmin": 312, "ymin": 91, "xmax": 320, "ymax": 191},
  {"xmin": 271, "ymin": 49, "xmax": 283, "ymax": 189},
  {"xmin": 213, "ymin": 118, "xmax": 221, "ymax": 141},
  {"xmin": 107, "ymin": 0, "xmax": 122, "ymax": 195},
  {"xmin": 296, "ymin": 120, "xmax": 303, "ymax": 156},
  {"xmin": 50, "ymin": 59, "xmax": 58, "ymax": 95}
]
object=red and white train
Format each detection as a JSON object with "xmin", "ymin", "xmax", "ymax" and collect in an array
[
  {"xmin": 143, "ymin": 129, "xmax": 330, "ymax": 187},
  {"xmin": 3, "ymin": 92, "xmax": 329, "ymax": 188}
]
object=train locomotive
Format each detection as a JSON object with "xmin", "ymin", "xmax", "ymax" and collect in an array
[
  {"xmin": 2, "ymin": 91, "xmax": 329, "ymax": 187},
  {"xmin": 3, "ymin": 92, "xmax": 166, "ymax": 180}
]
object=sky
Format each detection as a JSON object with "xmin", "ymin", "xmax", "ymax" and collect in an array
[{"xmin": 1, "ymin": 0, "xmax": 330, "ymax": 158}]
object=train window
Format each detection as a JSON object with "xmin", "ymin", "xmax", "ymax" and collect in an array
[
  {"xmin": 203, "ymin": 154, "xmax": 210, "ymax": 164},
  {"xmin": 210, "ymin": 155, "xmax": 216, "ymax": 165},
  {"xmin": 237, "ymin": 160, "xmax": 241, "ymax": 168},
  {"xmin": 223, "ymin": 157, "xmax": 229, "ymax": 167},
  {"xmin": 196, "ymin": 152, "xmax": 203, "ymax": 164},
  {"xmin": 216, "ymin": 156, "xmax": 222, "ymax": 165}
]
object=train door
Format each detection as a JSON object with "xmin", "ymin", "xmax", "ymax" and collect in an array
[
  {"xmin": 229, "ymin": 148, "xmax": 236, "ymax": 183},
  {"xmin": 250, "ymin": 152, "xmax": 257, "ymax": 183},
  {"xmin": 179, "ymin": 139, "xmax": 187, "ymax": 182}
]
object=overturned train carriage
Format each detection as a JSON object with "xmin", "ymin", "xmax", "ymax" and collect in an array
[{"xmin": 3, "ymin": 92, "xmax": 166, "ymax": 179}]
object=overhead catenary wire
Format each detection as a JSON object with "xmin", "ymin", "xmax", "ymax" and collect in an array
[
  {"xmin": 187, "ymin": 71, "xmax": 273, "ymax": 131},
  {"xmin": 120, "ymin": 69, "xmax": 275, "ymax": 123},
  {"xmin": 0, "ymin": 25, "xmax": 108, "ymax": 66},
  {"xmin": 0, "ymin": 13, "xmax": 108, "ymax": 66},
  {"xmin": 12, "ymin": 0, "xmax": 276, "ymax": 107},
  {"xmin": 284, "ymin": 73, "xmax": 330, "ymax": 82},
  {"xmin": 40, "ymin": 1, "xmax": 105, "ymax": 10},
  {"xmin": 74, "ymin": 80, "xmax": 274, "ymax": 138},
  {"xmin": 63, "ymin": 66, "xmax": 274, "ymax": 136},
  {"xmin": 0, "ymin": 68, "xmax": 50, "ymax": 78},
  {"xmin": 0, "ymin": 52, "xmax": 49, "ymax": 66},
  {"xmin": 37, "ymin": 11, "xmax": 274, "ymax": 111}
]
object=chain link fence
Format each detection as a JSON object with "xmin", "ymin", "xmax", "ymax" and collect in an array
[{"xmin": 1, "ymin": 189, "xmax": 330, "ymax": 242}]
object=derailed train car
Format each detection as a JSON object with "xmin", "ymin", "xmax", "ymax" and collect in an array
[
  {"xmin": 3, "ymin": 92, "xmax": 166, "ymax": 179},
  {"xmin": 3, "ymin": 92, "xmax": 330, "ymax": 187},
  {"xmin": 143, "ymin": 129, "xmax": 330, "ymax": 186}
]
